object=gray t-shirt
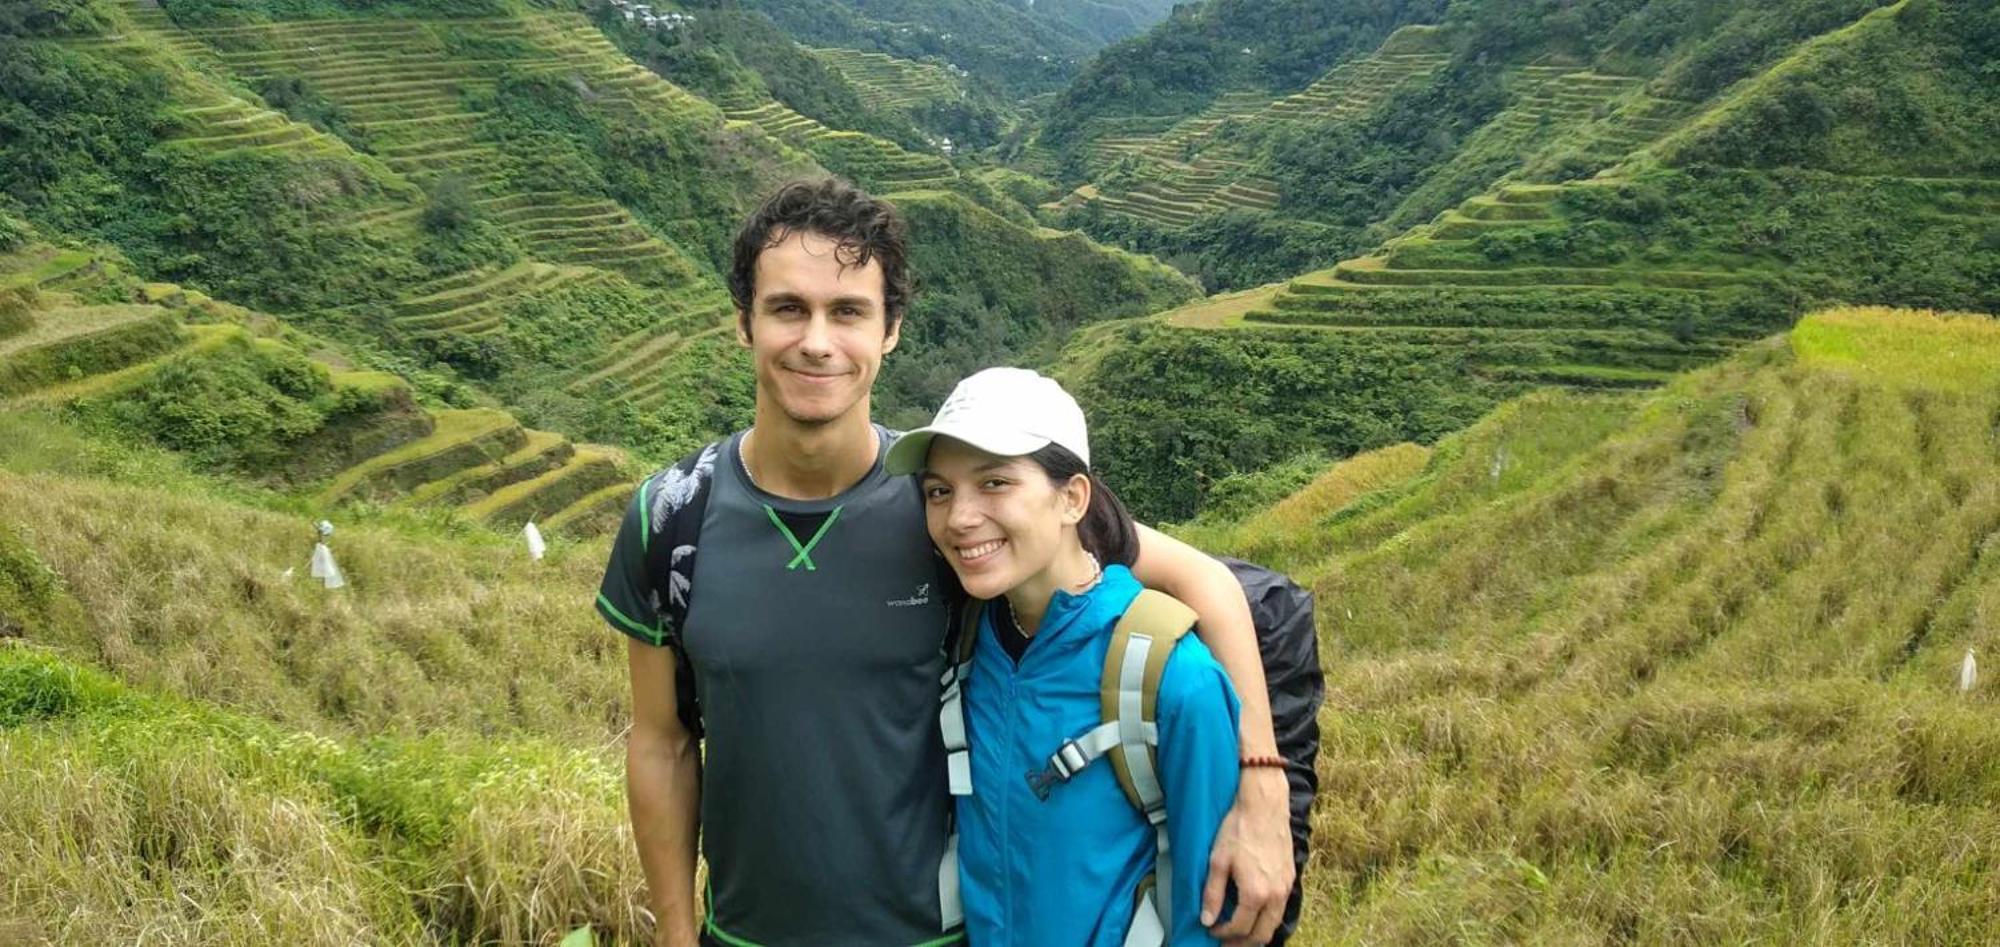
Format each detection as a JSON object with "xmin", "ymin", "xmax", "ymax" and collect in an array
[{"xmin": 597, "ymin": 427, "xmax": 962, "ymax": 946}]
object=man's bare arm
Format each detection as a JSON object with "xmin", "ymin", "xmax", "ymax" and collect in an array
[
  {"xmin": 1131, "ymin": 523, "xmax": 1293, "ymax": 946},
  {"xmin": 627, "ymin": 639, "xmax": 702, "ymax": 947}
]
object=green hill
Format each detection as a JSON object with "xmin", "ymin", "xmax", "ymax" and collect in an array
[
  {"xmin": 1039, "ymin": 0, "xmax": 1995, "ymax": 291},
  {"xmin": 0, "ymin": 233, "xmax": 637, "ymax": 535},
  {"xmin": 1043, "ymin": 0, "xmax": 1995, "ymax": 519},
  {"xmin": 2, "ymin": 0, "xmax": 1196, "ymax": 468},
  {"xmin": 1168, "ymin": 305, "xmax": 2000, "ymax": 941},
  {"xmin": 6, "ymin": 306, "xmax": 1994, "ymax": 943}
]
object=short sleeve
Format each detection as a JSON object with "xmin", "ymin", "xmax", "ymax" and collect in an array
[
  {"xmin": 596, "ymin": 476, "xmax": 667, "ymax": 647},
  {"xmin": 1155, "ymin": 637, "xmax": 1243, "ymax": 944}
]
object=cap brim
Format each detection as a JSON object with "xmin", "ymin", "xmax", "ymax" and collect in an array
[{"xmin": 884, "ymin": 423, "xmax": 1052, "ymax": 475}]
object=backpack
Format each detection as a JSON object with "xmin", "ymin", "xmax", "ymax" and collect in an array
[{"xmin": 939, "ymin": 562, "xmax": 1323, "ymax": 946}]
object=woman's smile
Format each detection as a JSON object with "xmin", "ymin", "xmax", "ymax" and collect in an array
[{"xmin": 955, "ymin": 538, "xmax": 1007, "ymax": 565}]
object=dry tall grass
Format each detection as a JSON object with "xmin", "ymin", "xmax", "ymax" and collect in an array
[
  {"xmin": 0, "ymin": 649, "xmax": 649, "ymax": 945},
  {"xmin": 4, "ymin": 307, "xmax": 1996, "ymax": 944},
  {"xmin": 0, "ymin": 456, "xmax": 626, "ymax": 743},
  {"xmin": 1259, "ymin": 310, "xmax": 2000, "ymax": 943}
]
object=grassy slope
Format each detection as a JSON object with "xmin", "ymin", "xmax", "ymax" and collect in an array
[
  {"xmin": 1176, "ymin": 307, "xmax": 2000, "ymax": 942},
  {"xmin": 5, "ymin": 307, "xmax": 1994, "ymax": 944},
  {"xmin": 0, "ymin": 646, "xmax": 642, "ymax": 945},
  {"xmin": 0, "ymin": 236, "xmax": 640, "ymax": 538},
  {"xmin": 0, "ymin": 430, "xmax": 627, "ymax": 743}
]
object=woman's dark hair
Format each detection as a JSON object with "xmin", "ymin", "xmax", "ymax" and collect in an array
[
  {"xmin": 1026, "ymin": 443, "xmax": 1139, "ymax": 569},
  {"xmin": 728, "ymin": 177, "xmax": 913, "ymax": 338}
]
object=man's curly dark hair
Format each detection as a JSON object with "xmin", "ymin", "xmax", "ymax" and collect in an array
[{"xmin": 727, "ymin": 178, "xmax": 914, "ymax": 338}]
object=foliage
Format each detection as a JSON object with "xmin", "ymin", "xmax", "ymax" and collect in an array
[
  {"xmin": 1181, "ymin": 449, "xmax": 1332, "ymax": 527},
  {"xmin": 0, "ymin": 43, "xmax": 171, "ymax": 218},
  {"xmin": 79, "ymin": 333, "xmax": 391, "ymax": 471},
  {"xmin": 256, "ymin": 73, "xmax": 357, "ymax": 143},
  {"xmin": 595, "ymin": 4, "xmax": 932, "ymax": 152},
  {"xmin": 715, "ymin": 0, "xmax": 1091, "ymax": 97},
  {"xmin": 879, "ymin": 192, "xmax": 1197, "ymax": 426},
  {"xmin": 1040, "ymin": 0, "xmax": 1448, "ymax": 151},
  {"xmin": 0, "ymin": 311, "xmax": 183, "ymax": 397},
  {"xmin": 1264, "ymin": 59, "xmax": 1508, "ymax": 229},
  {"xmin": 1066, "ymin": 205, "xmax": 1362, "ymax": 294},
  {"xmin": 0, "ymin": 213, "xmax": 31, "ymax": 253},
  {"xmin": 1520, "ymin": 168, "xmax": 1999, "ymax": 312},
  {"xmin": 0, "ymin": 43, "xmax": 461, "ymax": 313},
  {"xmin": 475, "ymin": 70, "xmax": 747, "ymax": 269},
  {"xmin": 421, "ymin": 173, "xmax": 477, "ymax": 234},
  {"xmin": 1669, "ymin": 0, "xmax": 2000, "ymax": 175},
  {"xmin": 157, "ymin": 0, "xmax": 516, "ymax": 28},
  {"xmin": 1063, "ymin": 321, "xmax": 1508, "ymax": 521},
  {"xmin": 539, "ymin": 330, "xmax": 754, "ymax": 461},
  {"xmin": 1059, "ymin": 57, "xmax": 1514, "ymax": 292},
  {"xmin": 0, "ymin": 0, "xmax": 112, "ymax": 37}
]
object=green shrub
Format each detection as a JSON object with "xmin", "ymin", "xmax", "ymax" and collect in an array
[
  {"xmin": 0, "ymin": 213, "xmax": 32, "ymax": 252},
  {"xmin": 421, "ymin": 173, "xmax": 477, "ymax": 234},
  {"xmin": 82, "ymin": 334, "xmax": 367, "ymax": 471},
  {"xmin": 1185, "ymin": 450, "xmax": 1331, "ymax": 527},
  {"xmin": 0, "ymin": 523, "xmax": 85, "ymax": 649},
  {"xmin": 257, "ymin": 73, "xmax": 357, "ymax": 143},
  {"xmin": 0, "ymin": 0, "xmax": 112, "ymax": 38},
  {"xmin": 1066, "ymin": 322, "xmax": 1510, "ymax": 520}
]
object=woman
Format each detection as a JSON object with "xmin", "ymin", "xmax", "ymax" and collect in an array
[{"xmin": 885, "ymin": 367, "xmax": 1243, "ymax": 946}]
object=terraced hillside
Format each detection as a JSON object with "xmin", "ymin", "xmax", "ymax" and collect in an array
[
  {"xmin": 0, "ymin": 240, "xmax": 629, "ymax": 537},
  {"xmin": 73, "ymin": 1, "xmax": 752, "ymax": 430},
  {"xmin": 1056, "ymin": 25, "xmax": 1450, "ymax": 228},
  {"xmin": 1169, "ymin": 306, "xmax": 2000, "ymax": 942},
  {"xmin": 722, "ymin": 97, "xmax": 961, "ymax": 193},
  {"xmin": 1053, "ymin": 0, "xmax": 1996, "ymax": 521},
  {"xmin": 1246, "ymin": 0, "xmax": 1999, "ymax": 382},
  {"xmin": 1066, "ymin": 36, "xmax": 1636, "ymax": 233},
  {"xmin": 147, "ymin": 10, "xmax": 723, "ymax": 275},
  {"xmin": 1231, "ymin": 179, "xmax": 1786, "ymax": 389},
  {"xmin": 811, "ymin": 47, "xmax": 965, "ymax": 113}
]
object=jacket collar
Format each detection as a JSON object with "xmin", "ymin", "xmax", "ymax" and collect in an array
[{"xmin": 1000, "ymin": 564, "xmax": 1141, "ymax": 667}]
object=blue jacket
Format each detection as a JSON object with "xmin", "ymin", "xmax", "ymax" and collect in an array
[{"xmin": 957, "ymin": 565, "xmax": 1242, "ymax": 946}]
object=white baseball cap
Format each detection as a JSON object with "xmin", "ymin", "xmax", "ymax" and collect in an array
[{"xmin": 884, "ymin": 367, "xmax": 1090, "ymax": 475}]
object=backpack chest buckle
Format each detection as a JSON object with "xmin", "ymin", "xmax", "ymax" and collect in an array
[{"xmin": 1025, "ymin": 738, "xmax": 1094, "ymax": 800}]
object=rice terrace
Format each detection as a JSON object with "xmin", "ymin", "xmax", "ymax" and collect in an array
[{"xmin": 1, "ymin": 0, "xmax": 1995, "ymax": 944}]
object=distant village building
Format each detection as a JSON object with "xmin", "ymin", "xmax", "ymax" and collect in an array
[{"xmin": 605, "ymin": 0, "xmax": 693, "ymax": 33}]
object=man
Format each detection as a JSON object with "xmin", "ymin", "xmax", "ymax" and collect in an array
[{"xmin": 597, "ymin": 179, "xmax": 1294, "ymax": 947}]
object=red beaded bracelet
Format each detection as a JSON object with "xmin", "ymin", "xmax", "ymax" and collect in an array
[{"xmin": 1240, "ymin": 754, "xmax": 1288, "ymax": 771}]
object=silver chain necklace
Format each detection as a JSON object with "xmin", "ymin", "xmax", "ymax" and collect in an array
[{"xmin": 1007, "ymin": 552, "xmax": 1103, "ymax": 638}]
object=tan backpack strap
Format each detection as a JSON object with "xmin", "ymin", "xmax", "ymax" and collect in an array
[
  {"xmin": 956, "ymin": 597, "xmax": 985, "ymax": 665},
  {"xmin": 1099, "ymin": 589, "xmax": 1197, "ymax": 812},
  {"xmin": 940, "ymin": 597, "xmax": 986, "ymax": 801}
]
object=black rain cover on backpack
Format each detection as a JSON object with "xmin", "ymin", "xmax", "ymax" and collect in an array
[
  {"xmin": 643, "ymin": 441, "xmax": 720, "ymax": 739},
  {"xmin": 1221, "ymin": 557, "xmax": 1323, "ymax": 946}
]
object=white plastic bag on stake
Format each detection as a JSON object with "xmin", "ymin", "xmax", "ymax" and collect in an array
[
  {"xmin": 523, "ymin": 520, "xmax": 547, "ymax": 561},
  {"xmin": 309, "ymin": 542, "xmax": 345, "ymax": 589},
  {"xmin": 306, "ymin": 519, "xmax": 345, "ymax": 589}
]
